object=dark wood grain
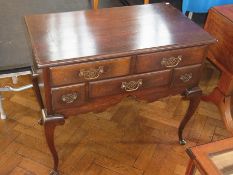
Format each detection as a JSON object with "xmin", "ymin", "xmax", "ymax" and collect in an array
[
  {"xmin": 25, "ymin": 3, "xmax": 215, "ymax": 174},
  {"xmin": 51, "ymin": 83, "xmax": 86, "ymax": 111},
  {"xmin": 56, "ymin": 86, "xmax": 184, "ymax": 116},
  {"xmin": 31, "ymin": 72, "xmax": 44, "ymax": 109},
  {"xmin": 89, "ymin": 70, "xmax": 171, "ymax": 98},
  {"xmin": 43, "ymin": 68, "xmax": 53, "ymax": 114},
  {"xmin": 50, "ymin": 56, "xmax": 131, "ymax": 86},
  {"xmin": 172, "ymin": 64, "xmax": 203, "ymax": 88},
  {"xmin": 25, "ymin": 3, "xmax": 215, "ymax": 68},
  {"xmin": 136, "ymin": 46, "xmax": 206, "ymax": 73}
]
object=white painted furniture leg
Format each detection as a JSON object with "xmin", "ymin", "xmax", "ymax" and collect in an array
[
  {"xmin": 188, "ymin": 12, "xmax": 193, "ymax": 19},
  {"xmin": 0, "ymin": 70, "xmax": 32, "ymax": 119},
  {"xmin": 0, "ymin": 84, "xmax": 33, "ymax": 120},
  {"xmin": 12, "ymin": 76, "xmax": 18, "ymax": 84},
  {"xmin": 0, "ymin": 94, "xmax": 6, "ymax": 120}
]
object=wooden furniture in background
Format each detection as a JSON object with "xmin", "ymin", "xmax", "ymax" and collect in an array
[
  {"xmin": 92, "ymin": 0, "xmax": 150, "ymax": 9},
  {"xmin": 185, "ymin": 137, "xmax": 233, "ymax": 175},
  {"xmin": 93, "ymin": 0, "xmax": 99, "ymax": 9},
  {"xmin": 25, "ymin": 3, "xmax": 215, "ymax": 174},
  {"xmin": 182, "ymin": 0, "xmax": 233, "ymax": 14},
  {"xmin": 203, "ymin": 5, "xmax": 233, "ymax": 134}
]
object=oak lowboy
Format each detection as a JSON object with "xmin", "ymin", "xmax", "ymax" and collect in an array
[{"xmin": 25, "ymin": 3, "xmax": 215, "ymax": 174}]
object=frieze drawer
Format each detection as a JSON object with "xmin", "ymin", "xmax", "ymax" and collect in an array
[
  {"xmin": 52, "ymin": 84, "xmax": 86, "ymax": 110},
  {"xmin": 50, "ymin": 57, "xmax": 132, "ymax": 86},
  {"xmin": 89, "ymin": 70, "xmax": 172, "ymax": 98},
  {"xmin": 135, "ymin": 46, "xmax": 206, "ymax": 73}
]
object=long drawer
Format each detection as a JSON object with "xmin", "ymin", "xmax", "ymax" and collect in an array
[
  {"xmin": 50, "ymin": 57, "xmax": 131, "ymax": 86},
  {"xmin": 135, "ymin": 46, "xmax": 206, "ymax": 73},
  {"xmin": 89, "ymin": 70, "xmax": 172, "ymax": 98}
]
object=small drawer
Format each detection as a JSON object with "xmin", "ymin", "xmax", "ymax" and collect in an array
[
  {"xmin": 50, "ymin": 57, "xmax": 131, "ymax": 86},
  {"xmin": 52, "ymin": 84, "xmax": 86, "ymax": 110},
  {"xmin": 172, "ymin": 64, "xmax": 202, "ymax": 88},
  {"xmin": 89, "ymin": 70, "xmax": 171, "ymax": 98},
  {"xmin": 135, "ymin": 46, "xmax": 206, "ymax": 73}
]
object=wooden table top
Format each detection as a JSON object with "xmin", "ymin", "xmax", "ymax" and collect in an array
[{"xmin": 25, "ymin": 3, "xmax": 215, "ymax": 68}]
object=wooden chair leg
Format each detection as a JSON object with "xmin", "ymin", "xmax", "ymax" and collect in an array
[
  {"xmin": 201, "ymin": 67, "xmax": 233, "ymax": 134},
  {"xmin": 219, "ymin": 96, "xmax": 233, "ymax": 134},
  {"xmin": 202, "ymin": 87, "xmax": 233, "ymax": 135},
  {"xmin": 201, "ymin": 87, "xmax": 222, "ymax": 105},
  {"xmin": 93, "ymin": 0, "xmax": 99, "ymax": 9},
  {"xmin": 92, "ymin": 0, "xmax": 148, "ymax": 8},
  {"xmin": 185, "ymin": 160, "xmax": 196, "ymax": 175}
]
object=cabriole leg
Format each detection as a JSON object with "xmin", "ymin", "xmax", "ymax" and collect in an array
[
  {"xmin": 178, "ymin": 87, "xmax": 202, "ymax": 145},
  {"xmin": 31, "ymin": 72, "xmax": 66, "ymax": 174},
  {"xmin": 41, "ymin": 110, "xmax": 65, "ymax": 175}
]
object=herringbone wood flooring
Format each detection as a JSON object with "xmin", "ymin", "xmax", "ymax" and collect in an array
[{"xmin": 0, "ymin": 62, "xmax": 231, "ymax": 175}]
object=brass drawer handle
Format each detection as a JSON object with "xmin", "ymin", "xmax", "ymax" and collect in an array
[
  {"xmin": 61, "ymin": 92, "xmax": 78, "ymax": 104},
  {"xmin": 79, "ymin": 66, "xmax": 104, "ymax": 80},
  {"xmin": 121, "ymin": 79, "xmax": 143, "ymax": 92},
  {"xmin": 161, "ymin": 56, "xmax": 182, "ymax": 68},
  {"xmin": 180, "ymin": 73, "xmax": 192, "ymax": 82}
]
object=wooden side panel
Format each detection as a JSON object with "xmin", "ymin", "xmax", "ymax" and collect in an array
[{"xmin": 205, "ymin": 8, "xmax": 233, "ymax": 74}]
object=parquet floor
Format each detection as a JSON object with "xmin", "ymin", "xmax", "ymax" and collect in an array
[{"xmin": 0, "ymin": 62, "xmax": 231, "ymax": 175}]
